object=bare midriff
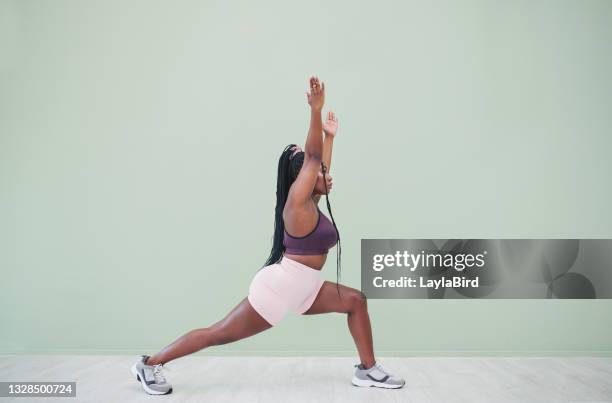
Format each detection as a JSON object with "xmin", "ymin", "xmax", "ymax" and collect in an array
[{"xmin": 283, "ymin": 253, "xmax": 327, "ymax": 271}]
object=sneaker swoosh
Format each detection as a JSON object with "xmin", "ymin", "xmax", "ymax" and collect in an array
[
  {"xmin": 141, "ymin": 368, "xmax": 156, "ymax": 385},
  {"xmin": 367, "ymin": 373, "xmax": 390, "ymax": 383}
]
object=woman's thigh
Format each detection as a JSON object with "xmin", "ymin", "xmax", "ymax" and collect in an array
[
  {"xmin": 302, "ymin": 281, "xmax": 367, "ymax": 315},
  {"xmin": 208, "ymin": 297, "xmax": 273, "ymax": 344}
]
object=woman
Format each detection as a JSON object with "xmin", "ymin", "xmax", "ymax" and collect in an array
[{"xmin": 131, "ymin": 77, "xmax": 405, "ymax": 395}]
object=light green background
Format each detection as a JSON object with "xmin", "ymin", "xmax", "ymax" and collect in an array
[{"xmin": 1, "ymin": 0, "xmax": 611, "ymax": 356}]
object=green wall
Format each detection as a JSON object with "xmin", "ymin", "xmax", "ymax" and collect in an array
[{"xmin": 1, "ymin": 0, "xmax": 611, "ymax": 356}]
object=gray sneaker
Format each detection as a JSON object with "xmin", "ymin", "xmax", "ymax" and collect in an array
[
  {"xmin": 352, "ymin": 361, "xmax": 405, "ymax": 389},
  {"xmin": 130, "ymin": 355, "xmax": 173, "ymax": 395}
]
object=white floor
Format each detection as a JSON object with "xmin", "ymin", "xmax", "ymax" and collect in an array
[{"xmin": 0, "ymin": 355, "xmax": 611, "ymax": 403}]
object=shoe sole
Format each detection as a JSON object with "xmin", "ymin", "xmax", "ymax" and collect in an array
[
  {"xmin": 351, "ymin": 376, "xmax": 405, "ymax": 389},
  {"xmin": 130, "ymin": 363, "xmax": 173, "ymax": 395}
]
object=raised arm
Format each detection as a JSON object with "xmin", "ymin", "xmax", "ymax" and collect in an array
[
  {"xmin": 312, "ymin": 111, "xmax": 338, "ymax": 204},
  {"xmin": 287, "ymin": 77, "xmax": 326, "ymax": 207},
  {"xmin": 304, "ymin": 77, "xmax": 325, "ymax": 159},
  {"xmin": 322, "ymin": 110, "xmax": 338, "ymax": 173}
]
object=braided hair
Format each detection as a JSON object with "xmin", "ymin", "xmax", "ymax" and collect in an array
[{"xmin": 263, "ymin": 144, "xmax": 343, "ymax": 298}]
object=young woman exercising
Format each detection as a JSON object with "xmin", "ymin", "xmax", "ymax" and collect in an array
[{"xmin": 131, "ymin": 76, "xmax": 406, "ymax": 395}]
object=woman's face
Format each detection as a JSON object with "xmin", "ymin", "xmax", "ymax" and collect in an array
[{"xmin": 313, "ymin": 164, "xmax": 333, "ymax": 195}]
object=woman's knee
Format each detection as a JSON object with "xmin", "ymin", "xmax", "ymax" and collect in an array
[
  {"xmin": 207, "ymin": 325, "xmax": 236, "ymax": 346},
  {"xmin": 346, "ymin": 290, "xmax": 368, "ymax": 313},
  {"xmin": 187, "ymin": 326, "xmax": 230, "ymax": 348}
]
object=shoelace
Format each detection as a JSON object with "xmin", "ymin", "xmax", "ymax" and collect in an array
[
  {"xmin": 374, "ymin": 362, "xmax": 394, "ymax": 377},
  {"xmin": 354, "ymin": 362, "xmax": 394, "ymax": 378},
  {"xmin": 152, "ymin": 363, "xmax": 171, "ymax": 384}
]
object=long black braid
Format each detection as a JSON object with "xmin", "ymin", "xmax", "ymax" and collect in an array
[
  {"xmin": 321, "ymin": 159, "xmax": 342, "ymax": 298},
  {"xmin": 263, "ymin": 144, "xmax": 343, "ymax": 298}
]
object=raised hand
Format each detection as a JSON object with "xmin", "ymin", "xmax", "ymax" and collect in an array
[
  {"xmin": 323, "ymin": 110, "xmax": 339, "ymax": 137},
  {"xmin": 306, "ymin": 76, "xmax": 325, "ymax": 111}
]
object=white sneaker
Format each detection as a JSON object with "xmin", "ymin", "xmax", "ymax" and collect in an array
[
  {"xmin": 130, "ymin": 355, "xmax": 173, "ymax": 395},
  {"xmin": 351, "ymin": 361, "xmax": 405, "ymax": 389}
]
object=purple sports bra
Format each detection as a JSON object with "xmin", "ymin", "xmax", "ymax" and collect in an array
[{"xmin": 283, "ymin": 207, "xmax": 338, "ymax": 255}]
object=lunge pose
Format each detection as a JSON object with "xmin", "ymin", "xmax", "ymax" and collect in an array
[{"xmin": 131, "ymin": 77, "xmax": 406, "ymax": 395}]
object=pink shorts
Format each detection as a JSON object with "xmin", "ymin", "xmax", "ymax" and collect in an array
[{"xmin": 247, "ymin": 256, "xmax": 325, "ymax": 326}]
